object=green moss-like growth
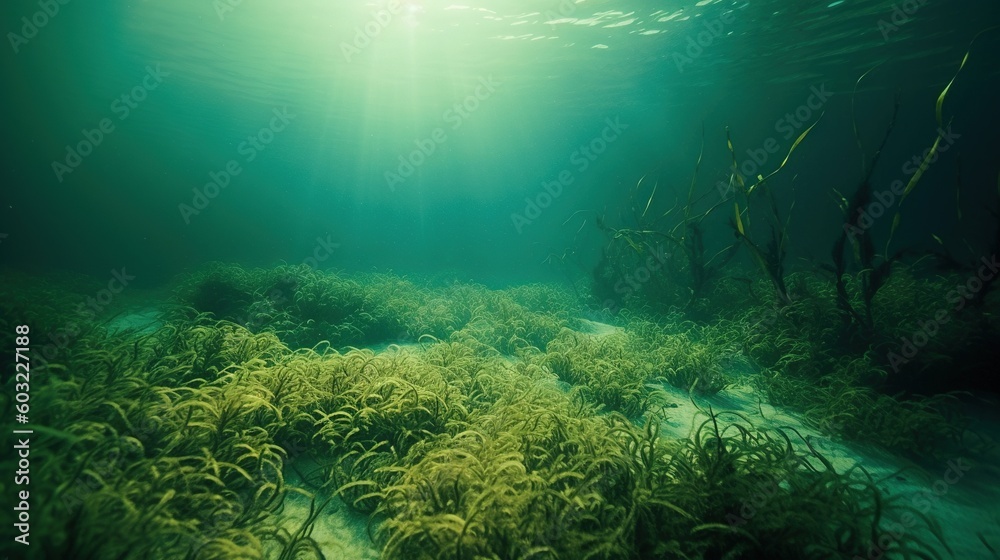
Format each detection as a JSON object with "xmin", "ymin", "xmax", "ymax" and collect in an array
[{"xmin": 2, "ymin": 265, "xmax": 974, "ymax": 560}]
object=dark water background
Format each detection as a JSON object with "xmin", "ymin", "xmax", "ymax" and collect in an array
[{"xmin": 2, "ymin": 0, "xmax": 999, "ymax": 287}]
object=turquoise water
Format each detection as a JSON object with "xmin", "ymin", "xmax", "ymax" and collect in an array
[
  {"xmin": 3, "ymin": 0, "xmax": 998, "ymax": 281},
  {"xmin": 3, "ymin": 1, "xmax": 1000, "ymax": 559}
]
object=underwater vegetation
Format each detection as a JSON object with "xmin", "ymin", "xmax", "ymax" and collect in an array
[
  {"xmin": 4, "ymin": 42, "xmax": 999, "ymax": 559},
  {"xmin": 0, "ymin": 257, "xmax": 986, "ymax": 560},
  {"xmin": 586, "ymin": 41, "xmax": 1000, "ymax": 460}
]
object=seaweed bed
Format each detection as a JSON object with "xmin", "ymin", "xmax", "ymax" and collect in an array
[{"xmin": 2, "ymin": 262, "xmax": 999, "ymax": 560}]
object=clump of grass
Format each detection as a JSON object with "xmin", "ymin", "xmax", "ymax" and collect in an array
[{"xmin": 540, "ymin": 329, "xmax": 655, "ymax": 417}]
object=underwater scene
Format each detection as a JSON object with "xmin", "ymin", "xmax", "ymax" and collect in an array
[{"xmin": 3, "ymin": 0, "xmax": 1000, "ymax": 559}]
